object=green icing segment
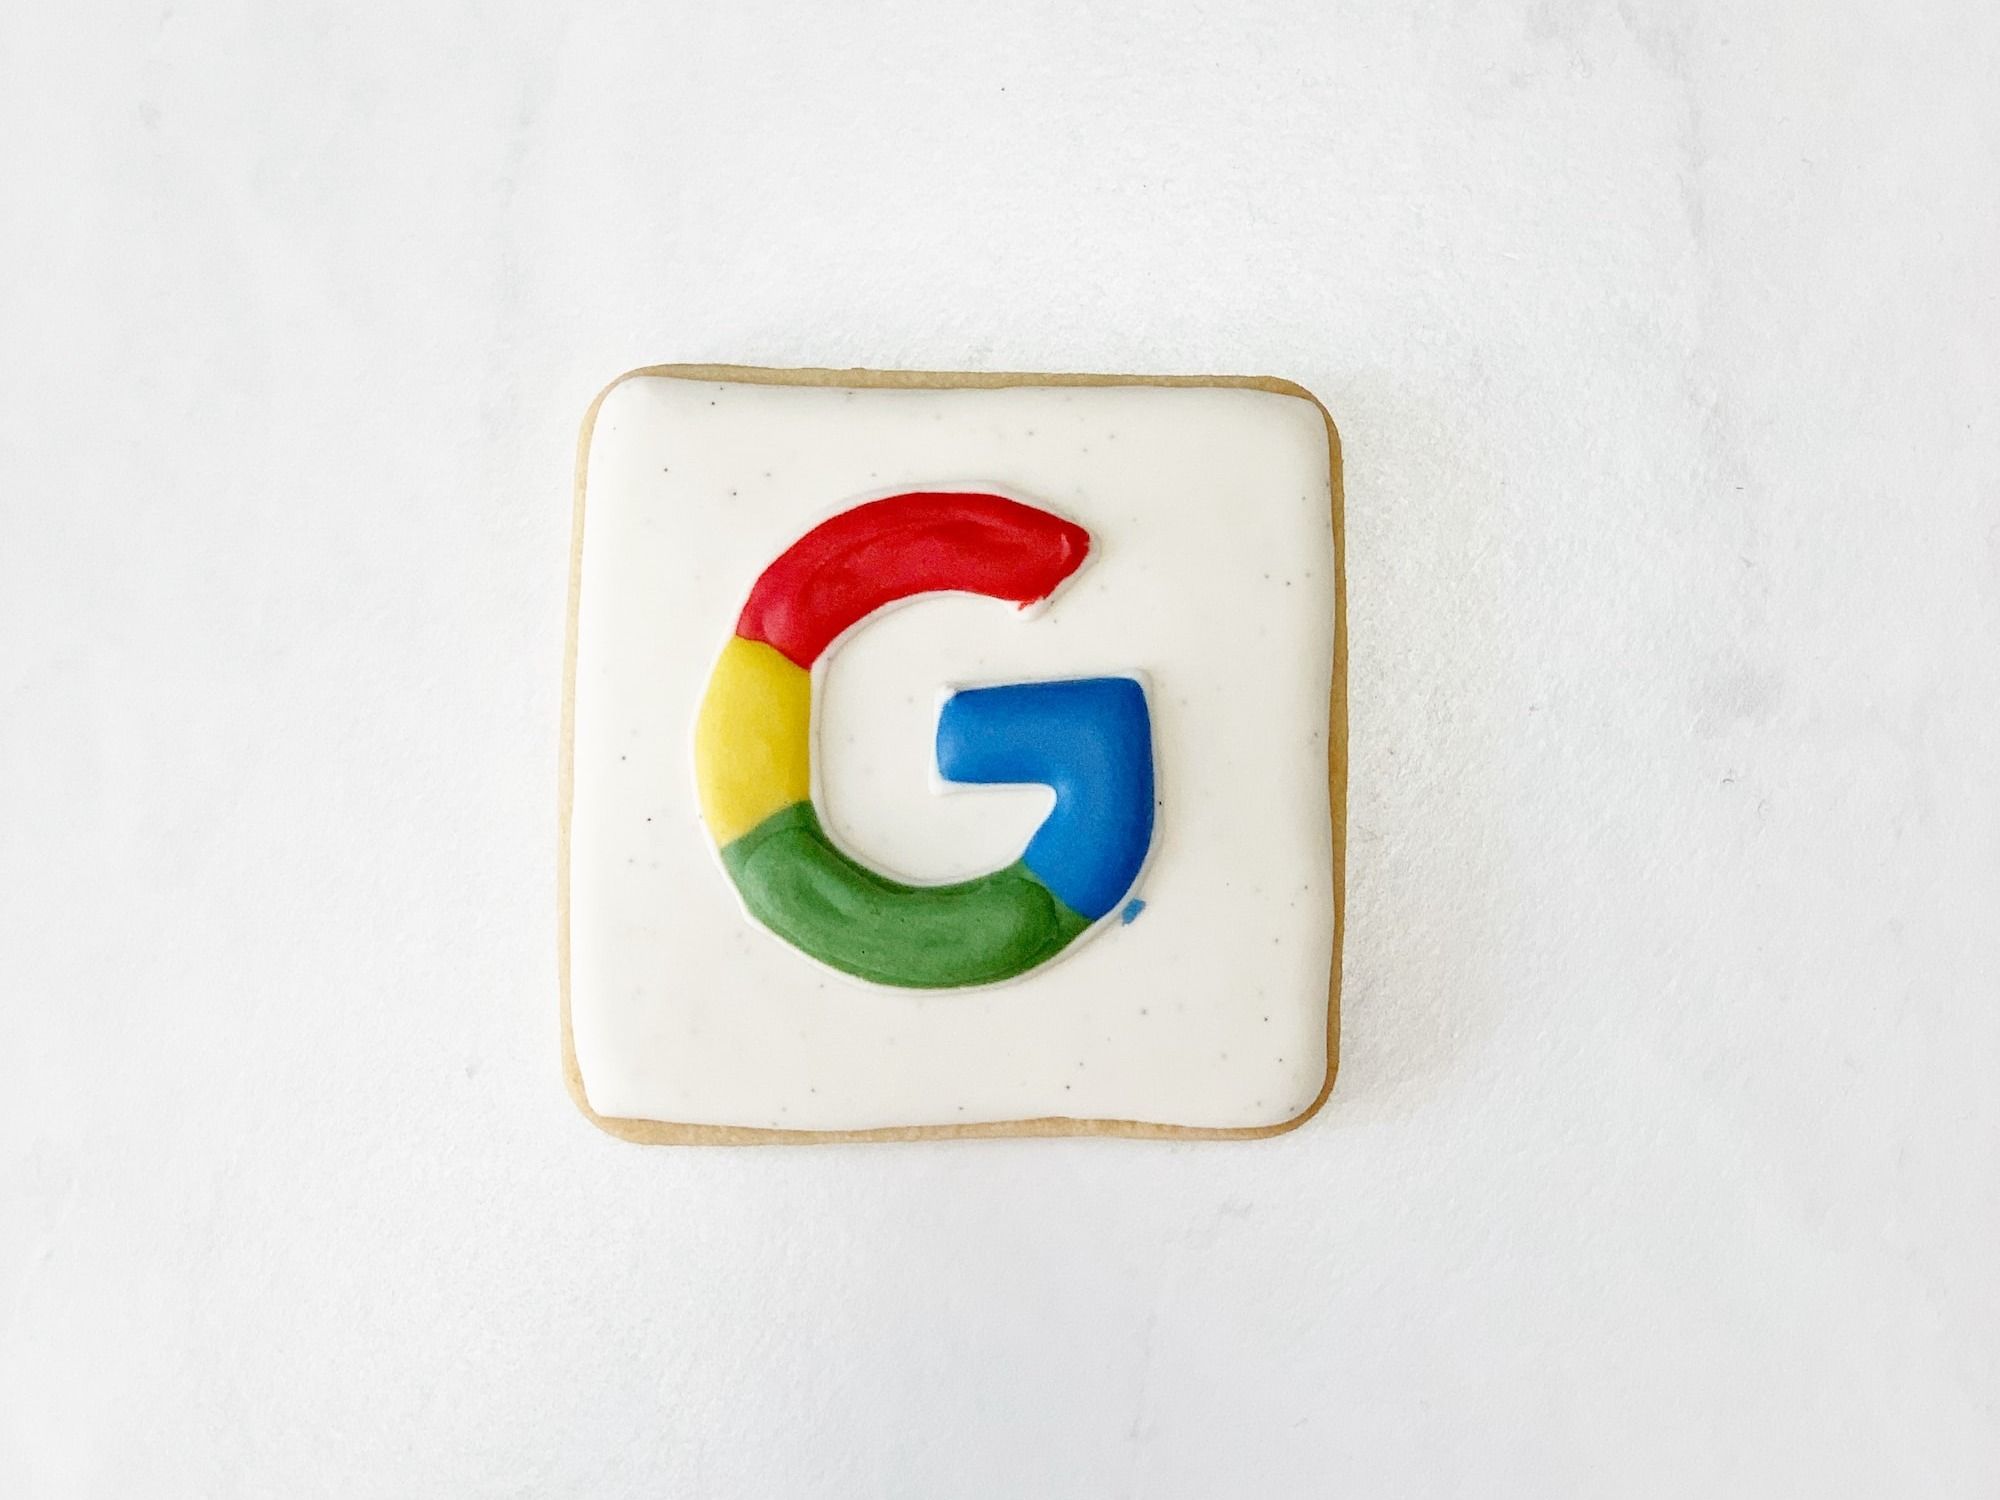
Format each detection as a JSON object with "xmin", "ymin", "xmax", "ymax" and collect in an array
[{"xmin": 720, "ymin": 801, "xmax": 1092, "ymax": 989}]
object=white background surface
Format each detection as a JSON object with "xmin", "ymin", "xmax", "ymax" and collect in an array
[{"xmin": 2, "ymin": 0, "xmax": 1996, "ymax": 1494}]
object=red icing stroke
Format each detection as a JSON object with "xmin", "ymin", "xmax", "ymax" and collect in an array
[{"xmin": 736, "ymin": 491, "xmax": 1091, "ymax": 668}]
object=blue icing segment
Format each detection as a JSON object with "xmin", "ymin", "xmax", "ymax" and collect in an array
[
  {"xmin": 934, "ymin": 676, "xmax": 1155, "ymax": 922},
  {"xmin": 1120, "ymin": 898, "xmax": 1146, "ymax": 925}
]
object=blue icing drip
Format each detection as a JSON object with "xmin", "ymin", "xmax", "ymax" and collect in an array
[
  {"xmin": 934, "ymin": 676, "xmax": 1155, "ymax": 922},
  {"xmin": 1120, "ymin": 898, "xmax": 1146, "ymax": 925}
]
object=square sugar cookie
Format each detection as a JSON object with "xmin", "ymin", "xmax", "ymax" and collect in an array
[{"xmin": 561, "ymin": 366, "xmax": 1345, "ymax": 1142}]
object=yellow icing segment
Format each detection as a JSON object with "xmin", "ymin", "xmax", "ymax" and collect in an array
[{"xmin": 694, "ymin": 636, "xmax": 811, "ymax": 845}]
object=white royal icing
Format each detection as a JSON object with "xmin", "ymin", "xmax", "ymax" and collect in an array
[{"xmin": 567, "ymin": 373, "xmax": 1338, "ymax": 1132}]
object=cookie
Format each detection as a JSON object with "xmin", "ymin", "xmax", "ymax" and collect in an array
[{"xmin": 560, "ymin": 366, "xmax": 1345, "ymax": 1143}]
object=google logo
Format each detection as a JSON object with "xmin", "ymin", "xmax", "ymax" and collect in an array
[{"xmin": 693, "ymin": 491, "xmax": 1155, "ymax": 989}]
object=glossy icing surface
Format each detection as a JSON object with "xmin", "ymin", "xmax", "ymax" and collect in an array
[
  {"xmin": 567, "ymin": 372, "xmax": 1338, "ymax": 1133},
  {"xmin": 722, "ymin": 803, "xmax": 1090, "ymax": 990},
  {"xmin": 935, "ymin": 676, "xmax": 1154, "ymax": 924},
  {"xmin": 695, "ymin": 491, "xmax": 1149, "ymax": 987},
  {"xmin": 735, "ymin": 490, "xmax": 1089, "ymax": 669}
]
